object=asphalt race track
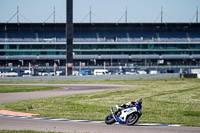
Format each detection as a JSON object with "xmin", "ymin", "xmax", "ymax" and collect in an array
[
  {"xmin": 0, "ymin": 84, "xmax": 200, "ymax": 133},
  {"xmin": 1, "ymin": 115, "xmax": 200, "ymax": 133},
  {"xmin": 0, "ymin": 84, "xmax": 136, "ymax": 103}
]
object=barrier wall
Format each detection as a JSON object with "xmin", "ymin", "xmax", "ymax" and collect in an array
[{"xmin": 0, "ymin": 73, "xmax": 180, "ymax": 81}]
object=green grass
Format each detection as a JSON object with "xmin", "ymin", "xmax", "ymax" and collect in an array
[
  {"xmin": 0, "ymin": 86, "xmax": 60, "ymax": 93},
  {"xmin": 0, "ymin": 79, "xmax": 200, "ymax": 126}
]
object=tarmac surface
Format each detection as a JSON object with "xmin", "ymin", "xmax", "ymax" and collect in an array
[
  {"xmin": 1, "ymin": 115, "xmax": 200, "ymax": 133},
  {"xmin": 0, "ymin": 84, "xmax": 200, "ymax": 133},
  {"xmin": 0, "ymin": 84, "xmax": 133, "ymax": 103}
]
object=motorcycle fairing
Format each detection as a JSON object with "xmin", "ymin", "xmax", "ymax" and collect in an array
[{"xmin": 112, "ymin": 106, "xmax": 138, "ymax": 123}]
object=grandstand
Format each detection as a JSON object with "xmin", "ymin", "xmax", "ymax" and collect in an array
[{"xmin": 0, "ymin": 22, "xmax": 200, "ymax": 67}]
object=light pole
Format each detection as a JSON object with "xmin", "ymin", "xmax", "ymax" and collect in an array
[{"xmin": 66, "ymin": 0, "xmax": 73, "ymax": 76}]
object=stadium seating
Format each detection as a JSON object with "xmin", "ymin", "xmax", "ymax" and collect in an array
[
  {"xmin": 98, "ymin": 32, "xmax": 127, "ymax": 42},
  {"xmin": 74, "ymin": 32, "xmax": 97, "ymax": 42},
  {"xmin": 5, "ymin": 32, "xmax": 36, "ymax": 42},
  {"xmin": 129, "ymin": 32, "xmax": 157, "ymax": 42},
  {"xmin": 0, "ymin": 32, "xmax": 5, "ymax": 42},
  {"xmin": 0, "ymin": 30, "xmax": 200, "ymax": 43},
  {"xmin": 159, "ymin": 32, "xmax": 188, "ymax": 42},
  {"xmin": 189, "ymin": 32, "xmax": 200, "ymax": 42}
]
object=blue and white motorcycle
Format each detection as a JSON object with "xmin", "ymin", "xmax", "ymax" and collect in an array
[{"xmin": 105, "ymin": 103, "xmax": 142, "ymax": 126}]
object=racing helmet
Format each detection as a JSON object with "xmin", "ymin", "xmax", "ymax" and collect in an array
[{"xmin": 135, "ymin": 98, "xmax": 142, "ymax": 105}]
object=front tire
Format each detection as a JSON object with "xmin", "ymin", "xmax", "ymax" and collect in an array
[
  {"xmin": 105, "ymin": 114, "xmax": 116, "ymax": 125},
  {"xmin": 126, "ymin": 113, "xmax": 139, "ymax": 126}
]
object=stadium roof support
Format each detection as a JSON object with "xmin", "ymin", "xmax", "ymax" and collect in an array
[
  {"xmin": 54, "ymin": 6, "xmax": 56, "ymax": 23},
  {"xmin": 154, "ymin": 6, "xmax": 164, "ymax": 23},
  {"xmin": 190, "ymin": 6, "xmax": 199, "ymax": 23},
  {"xmin": 17, "ymin": 6, "xmax": 19, "ymax": 23},
  {"xmin": 197, "ymin": 6, "xmax": 199, "ymax": 23},
  {"xmin": 90, "ymin": 6, "xmax": 92, "ymax": 23},
  {"xmin": 161, "ymin": 6, "xmax": 163, "ymax": 23},
  {"xmin": 81, "ymin": 6, "xmax": 92, "ymax": 23},
  {"xmin": 118, "ymin": 7, "xmax": 128, "ymax": 23},
  {"xmin": 44, "ymin": 6, "xmax": 56, "ymax": 23},
  {"xmin": 7, "ymin": 6, "xmax": 19, "ymax": 23},
  {"xmin": 6, "ymin": 6, "xmax": 32, "ymax": 23},
  {"xmin": 125, "ymin": 6, "xmax": 128, "ymax": 23},
  {"xmin": 81, "ymin": 6, "xmax": 104, "ymax": 23}
]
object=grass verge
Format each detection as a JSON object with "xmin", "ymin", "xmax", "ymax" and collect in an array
[
  {"xmin": 0, "ymin": 79, "xmax": 199, "ymax": 126},
  {"xmin": 0, "ymin": 79, "xmax": 147, "ymax": 85},
  {"xmin": 0, "ymin": 86, "xmax": 60, "ymax": 93}
]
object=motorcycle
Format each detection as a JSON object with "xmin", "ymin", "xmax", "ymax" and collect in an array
[{"xmin": 105, "ymin": 104, "xmax": 142, "ymax": 126}]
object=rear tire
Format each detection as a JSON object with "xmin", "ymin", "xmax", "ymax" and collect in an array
[
  {"xmin": 105, "ymin": 114, "xmax": 116, "ymax": 125},
  {"xmin": 126, "ymin": 113, "xmax": 139, "ymax": 126}
]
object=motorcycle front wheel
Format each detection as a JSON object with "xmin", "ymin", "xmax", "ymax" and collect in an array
[
  {"xmin": 126, "ymin": 113, "xmax": 139, "ymax": 126},
  {"xmin": 105, "ymin": 114, "xmax": 116, "ymax": 125}
]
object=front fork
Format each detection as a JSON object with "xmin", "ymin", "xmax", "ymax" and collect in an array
[
  {"xmin": 110, "ymin": 107, "xmax": 117, "ymax": 121},
  {"xmin": 110, "ymin": 107, "xmax": 125, "ymax": 123}
]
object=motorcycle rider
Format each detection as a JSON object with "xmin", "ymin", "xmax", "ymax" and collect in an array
[
  {"xmin": 119, "ymin": 98, "xmax": 142, "ymax": 110},
  {"xmin": 126, "ymin": 98, "xmax": 142, "ymax": 109}
]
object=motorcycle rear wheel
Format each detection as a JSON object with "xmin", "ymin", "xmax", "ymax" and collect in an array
[
  {"xmin": 105, "ymin": 114, "xmax": 116, "ymax": 125},
  {"xmin": 126, "ymin": 113, "xmax": 139, "ymax": 126}
]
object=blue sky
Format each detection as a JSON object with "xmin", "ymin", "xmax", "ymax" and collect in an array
[{"xmin": 0, "ymin": 0, "xmax": 199, "ymax": 23}]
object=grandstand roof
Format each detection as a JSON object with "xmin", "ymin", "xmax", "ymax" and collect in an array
[{"xmin": 0, "ymin": 22, "xmax": 200, "ymax": 32}]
